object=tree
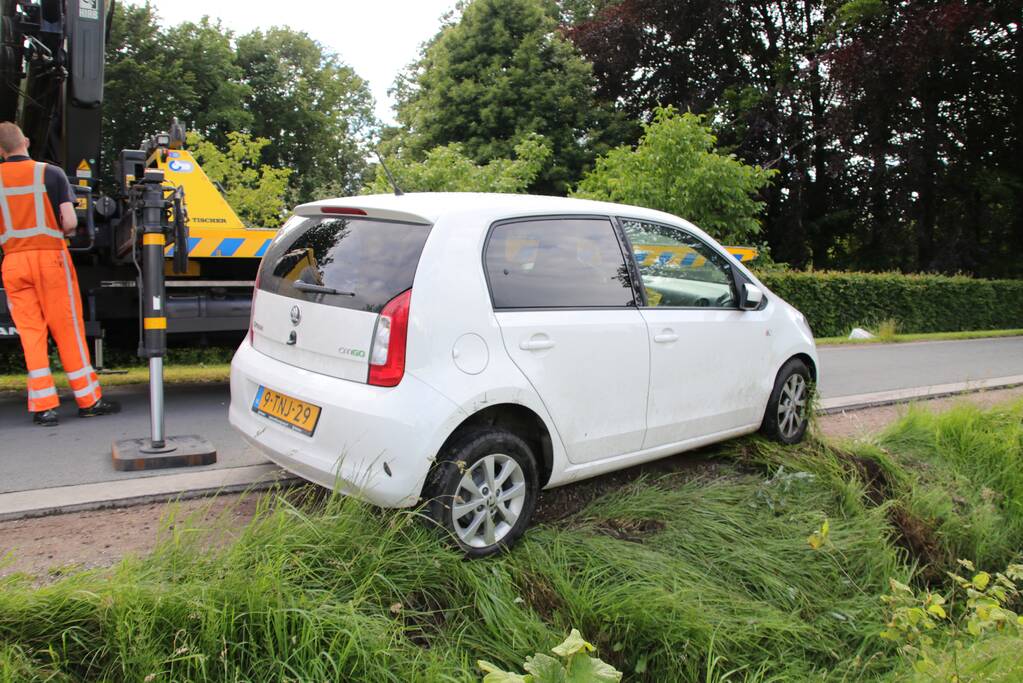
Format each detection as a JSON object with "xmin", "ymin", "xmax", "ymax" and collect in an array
[
  {"xmin": 573, "ymin": 107, "xmax": 775, "ymax": 245},
  {"xmin": 364, "ymin": 134, "xmax": 551, "ymax": 194},
  {"xmin": 565, "ymin": 0, "xmax": 846, "ymax": 267},
  {"xmin": 163, "ymin": 18, "xmax": 252, "ymax": 145},
  {"xmin": 187, "ymin": 131, "xmax": 292, "ymax": 228},
  {"xmin": 102, "ymin": 2, "xmax": 188, "ymax": 174},
  {"xmin": 566, "ymin": 0, "xmax": 1023, "ymax": 277},
  {"xmin": 824, "ymin": 0, "xmax": 1023, "ymax": 277},
  {"xmin": 394, "ymin": 0, "xmax": 615, "ymax": 194},
  {"xmin": 102, "ymin": 4, "xmax": 249, "ymax": 175},
  {"xmin": 235, "ymin": 28, "xmax": 376, "ymax": 202}
]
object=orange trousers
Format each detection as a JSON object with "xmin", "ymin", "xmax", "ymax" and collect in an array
[{"xmin": 1, "ymin": 249, "xmax": 102, "ymax": 412}]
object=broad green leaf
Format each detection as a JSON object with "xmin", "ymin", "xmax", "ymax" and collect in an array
[
  {"xmin": 926, "ymin": 604, "xmax": 946, "ymax": 619},
  {"xmin": 478, "ymin": 660, "xmax": 531, "ymax": 683},
  {"xmin": 523, "ymin": 653, "xmax": 565, "ymax": 682},
  {"xmin": 912, "ymin": 657, "xmax": 935, "ymax": 673},
  {"xmin": 566, "ymin": 655, "xmax": 623, "ymax": 683},
  {"xmin": 551, "ymin": 629, "xmax": 595, "ymax": 658},
  {"xmin": 972, "ymin": 572, "xmax": 991, "ymax": 591}
]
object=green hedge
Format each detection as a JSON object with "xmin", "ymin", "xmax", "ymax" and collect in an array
[{"xmin": 759, "ymin": 271, "xmax": 1023, "ymax": 338}]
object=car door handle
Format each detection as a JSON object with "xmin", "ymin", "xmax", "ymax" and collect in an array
[
  {"xmin": 519, "ymin": 337, "xmax": 555, "ymax": 351},
  {"xmin": 653, "ymin": 331, "xmax": 678, "ymax": 344}
]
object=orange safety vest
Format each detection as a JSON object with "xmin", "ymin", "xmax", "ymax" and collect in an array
[{"xmin": 0, "ymin": 160, "xmax": 66, "ymax": 253}]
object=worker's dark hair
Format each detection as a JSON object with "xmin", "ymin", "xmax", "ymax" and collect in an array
[{"xmin": 0, "ymin": 122, "xmax": 28, "ymax": 154}]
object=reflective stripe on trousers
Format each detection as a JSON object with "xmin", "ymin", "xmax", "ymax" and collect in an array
[{"xmin": 1, "ymin": 249, "xmax": 103, "ymax": 411}]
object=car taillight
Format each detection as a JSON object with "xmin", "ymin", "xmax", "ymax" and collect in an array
[
  {"xmin": 249, "ymin": 264, "xmax": 263, "ymax": 345},
  {"xmin": 368, "ymin": 289, "xmax": 411, "ymax": 387}
]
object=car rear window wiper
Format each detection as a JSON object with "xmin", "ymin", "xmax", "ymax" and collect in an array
[{"xmin": 294, "ymin": 280, "xmax": 356, "ymax": 297}]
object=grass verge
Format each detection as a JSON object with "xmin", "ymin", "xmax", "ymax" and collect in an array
[
  {"xmin": 815, "ymin": 328, "xmax": 1023, "ymax": 346},
  {"xmin": 1, "ymin": 401, "xmax": 1021, "ymax": 681},
  {"xmin": 0, "ymin": 364, "xmax": 230, "ymax": 392}
]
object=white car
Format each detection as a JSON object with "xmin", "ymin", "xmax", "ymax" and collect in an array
[{"xmin": 229, "ymin": 193, "xmax": 818, "ymax": 556}]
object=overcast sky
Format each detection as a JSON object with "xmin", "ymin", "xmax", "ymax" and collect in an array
[{"xmin": 139, "ymin": 0, "xmax": 458, "ymax": 125}]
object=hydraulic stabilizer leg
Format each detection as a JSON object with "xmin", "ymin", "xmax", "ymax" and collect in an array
[
  {"xmin": 112, "ymin": 169, "xmax": 217, "ymax": 471},
  {"xmin": 140, "ymin": 172, "xmax": 170, "ymax": 451}
]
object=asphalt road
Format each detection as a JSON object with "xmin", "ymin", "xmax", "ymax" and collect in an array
[
  {"xmin": 1, "ymin": 336, "xmax": 1021, "ymax": 494},
  {"xmin": 816, "ymin": 336, "xmax": 1023, "ymax": 397}
]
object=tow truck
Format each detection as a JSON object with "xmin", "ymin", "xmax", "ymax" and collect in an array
[{"xmin": 1, "ymin": 0, "xmax": 274, "ymax": 361}]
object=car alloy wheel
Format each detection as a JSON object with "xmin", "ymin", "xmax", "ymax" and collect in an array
[
  {"xmin": 451, "ymin": 453, "xmax": 527, "ymax": 548},
  {"xmin": 777, "ymin": 373, "xmax": 808, "ymax": 440},
  {"xmin": 761, "ymin": 358, "xmax": 812, "ymax": 445},
  {"xmin": 426, "ymin": 429, "xmax": 539, "ymax": 556}
]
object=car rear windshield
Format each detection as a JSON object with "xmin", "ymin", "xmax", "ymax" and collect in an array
[{"xmin": 257, "ymin": 216, "xmax": 431, "ymax": 313}]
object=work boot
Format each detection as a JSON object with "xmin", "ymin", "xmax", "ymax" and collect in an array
[
  {"xmin": 32, "ymin": 409, "xmax": 59, "ymax": 426},
  {"xmin": 78, "ymin": 399, "xmax": 121, "ymax": 418}
]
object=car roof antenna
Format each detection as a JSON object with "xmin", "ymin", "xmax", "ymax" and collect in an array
[{"xmin": 375, "ymin": 151, "xmax": 404, "ymax": 196}]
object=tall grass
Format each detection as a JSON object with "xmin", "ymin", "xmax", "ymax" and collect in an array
[
  {"xmin": 878, "ymin": 401, "xmax": 1023, "ymax": 571},
  {"xmin": 1, "ymin": 400, "xmax": 1021, "ymax": 681}
]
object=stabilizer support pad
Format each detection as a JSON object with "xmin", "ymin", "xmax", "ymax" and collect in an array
[{"xmin": 112, "ymin": 435, "xmax": 217, "ymax": 471}]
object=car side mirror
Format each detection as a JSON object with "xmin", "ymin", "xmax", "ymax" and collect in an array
[{"xmin": 741, "ymin": 283, "xmax": 764, "ymax": 310}]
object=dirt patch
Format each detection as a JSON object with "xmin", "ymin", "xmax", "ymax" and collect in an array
[
  {"xmin": 518, "ymin": 572, "xmax": 567, "ymax": 621},
  {"xmin": 889, "ymin": 506, "xmax": 945, "ymax": 583},
  {"xmin": 593, "ymin": 518, "xmax": 667, "ymax": 543},
  {"xmin": 534, "ymin": 454, "xmax": 728, "ymax": 524},
  {"xmin": 0, "ymin": 495, "xmax": 259, "ymax": 581},
  {"xmin": 831, "ymin": 447, "xmax": 893, "ymax": 504},
  {"xmin": 818, "ymin": 386, "xmax": 1023, "ymax": 441}
]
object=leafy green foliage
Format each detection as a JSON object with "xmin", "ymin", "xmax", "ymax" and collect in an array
[
  {"xmin": 101, "ymin": 5, "xmax": 374, "ymax": 203},
  {"xmin": 881, "ymin": 560, "xmax": 1023, "ymax": 681},
  {"xmin": 162, "ymin": 18, "xmax": 253, "ymax": 142},
  {"xmin": 235, "ymin": 28, "xmax": 376, "ymax": 201},
  {"xmin": 187, "ymin": 132, "xmax": 291, "ymax": 228},
  {"xmin": 573, "ymin": 107, "xmax": 776, "ymax": 245},
  {"xmin": 479, "ymin": 629, "xmax": 622, "ymax": 682},
  {"xmin": 365, "ymin": 135, "xmax": 551, "ymax": 194},
  {"xmin": 103, "ymin": 6, "xmax": 254, "ymax": 170},
  {"xmin": 759, "ymin": 271, "xmax": 1023, "ymax": 338},
  {"xmin": 394, "ymin": 0, "xmax": 617, "ymax": 193}
]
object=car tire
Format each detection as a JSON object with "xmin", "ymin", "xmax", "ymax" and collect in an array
[
  {"xmin": 424, "ymin": 429, "xmax": 539, "ymax": 557},
  {"xmin": 761, "ymin": 358, "xmax": 812, "ymax": 445}
]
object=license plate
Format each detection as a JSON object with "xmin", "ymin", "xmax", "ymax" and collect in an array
[{"xmin": 252, "ymin": 386, "xmax": 322, "ymax": 436}]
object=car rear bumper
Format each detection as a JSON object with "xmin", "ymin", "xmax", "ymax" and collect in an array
[{"xmin": 229, "ymin": 339, "xmax": 460, "ymax": 508}]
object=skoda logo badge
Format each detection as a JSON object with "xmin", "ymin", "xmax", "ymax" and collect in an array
[{"xmin": 290, "ymin": 305, "xmax": 301, "ymax": 326}]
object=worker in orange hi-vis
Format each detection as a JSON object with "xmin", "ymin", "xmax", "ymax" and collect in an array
[{"xmin": 0, "ymin": 122, "xmax": 119, "ymax": 426}]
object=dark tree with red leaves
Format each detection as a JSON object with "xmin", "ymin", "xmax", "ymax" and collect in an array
[
  {"xmin": 826, "ymin": 0, "xmax": 1021, "ymax": 276},
  {"xmin": 565, "ymin": 0, "xmax": 1021, "ymax": 277}
]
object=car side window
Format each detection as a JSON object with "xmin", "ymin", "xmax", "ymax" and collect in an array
[
  {"xmin": 485, "ymin": 217, "xmax": 636, "ymax": 309},
  {"xmin": 621, "ymin": 219, "xmax": 737, "ymax": 308}
]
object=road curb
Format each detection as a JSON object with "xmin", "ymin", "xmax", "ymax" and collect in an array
[
  {"xmin": 0, "ymin": 463, "xmax": 300, "ymax": 522},
  {"xmin": 818, "ymin": 375, "xmax": 1023, "ymax": 414},
  {"xmin": 2, "ymin": 377, "xmax": 1022, "ymax": 522}
]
